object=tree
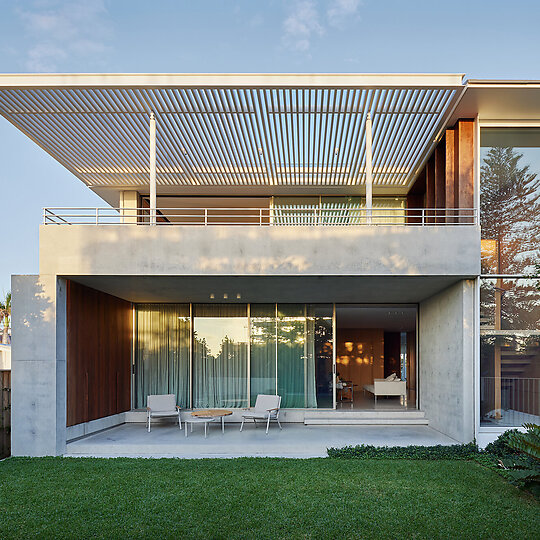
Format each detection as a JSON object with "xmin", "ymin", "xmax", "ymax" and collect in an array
[{"xmin": 0, "ymin": 292, "xmax": 11, "ymax": 345}]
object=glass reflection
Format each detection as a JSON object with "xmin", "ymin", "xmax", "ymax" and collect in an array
[
  {"xmin": 250, "ymin": 304, "xmax": 277, "ymax": 404},
  {"xmin": 193, "ymin": 305, "xmax": 248, "ymax": 408},
  {"xmin": 135, "ymin": 304, "xmax": 190, "ymax": 408},
  {"xmin": 480, "ymin": 278, "xmax": 540, "ymax": 426},
  {"xmin": 480, "ymin": 128, "xmax": 540, "ymax": 274}
]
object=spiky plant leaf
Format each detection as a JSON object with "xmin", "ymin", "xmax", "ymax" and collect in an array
[{"xmin": 507, "ymin": 424, "xmax": 540, "ymax": 462}]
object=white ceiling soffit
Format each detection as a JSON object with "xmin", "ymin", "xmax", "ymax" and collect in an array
[{"xmin": 0, "ymin": 73, "xmax": 465, "ymax": 191}]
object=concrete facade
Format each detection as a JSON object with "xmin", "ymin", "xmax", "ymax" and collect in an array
[
  {"xmin": 11, "ymin": 275, "xmax": 66, "ymax": 456},
  {"xmin": 40, "ymin": 224, "xmax": 480, "ymax": 277},
  {"xmin": 11, "ymin": 271, "xmax": 479, "ymax": 455},
  {"xmin": 418, "ymin": 280, "xmax": 476, "ymax": 443}
]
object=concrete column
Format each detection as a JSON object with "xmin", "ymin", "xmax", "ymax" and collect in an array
[
  {"xmin": 11, "ymin": 275, "xmax": 67, "ymax": 456},
  {"xmin": 120, "ymin": 190, "xmax": 139, "ymax": 224},
  {"xmin": 419, "ymin": 279, "xmax": 475, "ymax": 443}
]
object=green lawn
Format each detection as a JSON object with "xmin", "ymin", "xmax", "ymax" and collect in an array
[{"xmin": 0, "ymin": 457, "xmax": 538, "ymax": 539}]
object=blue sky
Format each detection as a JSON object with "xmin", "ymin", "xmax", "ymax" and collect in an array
[{"xmin": 0, "ymin": 0, "xmax": 539, "ymax": 293}]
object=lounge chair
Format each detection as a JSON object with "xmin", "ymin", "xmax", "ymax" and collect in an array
[
  {"xmin": 146, "ymin": 394, "xmax": 182, "ymax": 432},
  {"xmin": 240, "ymin": 394, "xmax": 282, "ymax": 434}
]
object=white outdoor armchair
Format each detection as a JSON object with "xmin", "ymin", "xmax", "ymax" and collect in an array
[
  {"xmin": 146, "ymin": 394, "xmax": 182, "ymax": 432},
  {"xmin": 240, "ymin": 394, "xmax": 282, "ymax": 434}
]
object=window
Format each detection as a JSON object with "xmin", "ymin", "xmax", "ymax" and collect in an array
[
  {"xmin": 480, "ymin": 128, "xmax": 540, "ymax": 274},
  {"xmin": 480, "ymin": 127, "xmax": 540, "ymax": 426}
]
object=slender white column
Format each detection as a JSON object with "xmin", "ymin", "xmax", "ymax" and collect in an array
[
  {"xmin": 365, "ymin": 112, "xmax": 373, "ymax": 224},
  {"xmin": 149, "ymin": 112, "xmax": 157, "ymax": 225}
]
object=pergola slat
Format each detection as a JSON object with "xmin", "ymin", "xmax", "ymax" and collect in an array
[{"xmin": 0, "ymin": 76, "xmax": 465, "ymax": 191}]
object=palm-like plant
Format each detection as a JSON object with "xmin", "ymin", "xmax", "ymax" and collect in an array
[
  {"xmin": 0, "ymin": 292, "xmax": 11, "ymax": 345},
  {"xmin": 508, "ymin": 423, "xmax": 540, "ymax": 462},
  {"xmin": 500, "ymin": 424, "xmax": 540, "ymax": 497}
]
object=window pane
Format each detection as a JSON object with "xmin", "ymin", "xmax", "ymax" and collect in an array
[
  {"xmin": 277, "ymin": 304, "xmax": 307, "ymax": 407},
  {"xmin": 307, "ymin": 305, "xmax": 334, "ymax": 408},
  {"xmin": 250, "ymin": 304, "xmax": 276, "ymax": 404},
  {"xmin": 193, "ymin": 304, "xmax": 248, "ymax": 408},
  {"xmin": 480, "ymin": 128, "xmax": 540, "ymax": 274},
  {"xmin": 135, "ymin": 304, "xmax": 190, "ymax": 408},
  {"xmin": 480, "ymin": 278, "xmax": 540, "ymax": 426}
]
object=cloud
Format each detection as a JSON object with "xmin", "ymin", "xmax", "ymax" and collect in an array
[
  {"xmin": 16, "ymin": 0, "xmax": 112, "ymax": 71},
  {"xmin": 327, "ymin": 0, "xmax": 361, "ymax": 28},
  {"xmin": 282, "ymin": 0, "xmax": 325, "ymax": 53},
  {"xmin": 281, "ymin": 0, "xmax": 361, "ymax": 55}
]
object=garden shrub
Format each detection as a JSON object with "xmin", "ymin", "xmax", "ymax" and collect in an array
[
  {"xmin": 327, "ymin": 442, "xmax": 479, "ymax": 459},
  {"xmin": 484, "ymin": 429, "xmax": 520, "ymax": 457}
]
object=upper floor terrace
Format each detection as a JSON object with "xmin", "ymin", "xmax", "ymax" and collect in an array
[
  {"xmin": 0, "ymin": 73, "xmax": 490, "ymax": 278},
  {"xmin": 38, "ymin": 202, "xmax": 480, "ymax": 279}
]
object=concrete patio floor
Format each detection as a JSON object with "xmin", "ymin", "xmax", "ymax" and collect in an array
[{"xmin": 66, "ymin": 422, "xmax": 459, "ymax": 458}]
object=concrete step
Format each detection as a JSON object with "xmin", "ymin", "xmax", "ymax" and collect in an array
[
  {"xmin": 305, "ymin": 418, "xmax": 429, "ymax": 425},
  {"xmin": 304, "ymin": 410, "xmax": 428, "ymax": 425}
]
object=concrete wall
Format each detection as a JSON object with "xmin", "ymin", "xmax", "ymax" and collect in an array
[
  {"xmin": 40, "ymin": 224, "xmax": 480, "ymax": 277},
  {"xmin": 0, "ymin": 344, "xmax": 10, "ymax": 369},
  {"xmin": 419, "ymin": 279, "xmax": 475, "ymax": 443},
  {"xmin": 11, "ymin": 275, "xmax": 66, "ymax": 456}
]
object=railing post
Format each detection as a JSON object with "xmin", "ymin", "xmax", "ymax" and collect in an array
[
  {"xmin": 95, "ymin": 208, "xmax": 99, "ymax": 225},
  {"xmin": 421, "ymin": 208, "xmax": 425, "ymax": 227},
  {"xmin": 259, "ymin": 208, "xmax": 262, "ymax": 226},
  {"xmin": 204, "ymin": 208, "xmax": 208, "ymax": 226}
]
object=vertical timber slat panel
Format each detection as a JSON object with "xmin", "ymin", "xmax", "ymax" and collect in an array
[
  {"xmin": 456, "ymin": 119, "xmax": 475, "ymax": 210},
  {"xmin": 434, "ymin": 139, "xmax": 446, "ymax": 222},
  {"xmin": 66, "ymin": 280, "xmax": 132, "ymax": 427},
  {"xmin": 425, "ymin": 156, "xmax": 435, "ymax": 222},
  {"xmin": 445, "ymin": 128, "xmax": 456, "ymax": 222}
]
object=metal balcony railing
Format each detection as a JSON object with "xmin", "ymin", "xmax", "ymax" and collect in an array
[
  {"xmin": 43, "ymin": 207, "xmax": 478, "ymax": 226},
  {"xmin": 480, "ymin": 376, "xmax": 540, "ymax": 422}
]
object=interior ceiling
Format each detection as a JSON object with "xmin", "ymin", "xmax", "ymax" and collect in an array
[
  {"xmin": 0, "ymin": 74, "xmax": 464, "ymax": 201},
  {"xmin": 336, "ymin": 306, "xmax": 417, "ymax": 331},
  {"xmin": 64, "ymin": 275, "xmax": 463, "ymax": 304}
]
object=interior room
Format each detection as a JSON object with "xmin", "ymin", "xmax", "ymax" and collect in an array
[{"xmin": 335, "ymin": 305, "xmax": 417, "ymax": 410}]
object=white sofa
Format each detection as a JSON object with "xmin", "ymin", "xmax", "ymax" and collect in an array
[{"xmin": 363, "ymin": 379, "xmax": 406, "ymax": 403}]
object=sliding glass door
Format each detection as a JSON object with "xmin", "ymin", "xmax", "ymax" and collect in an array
[
  {"xmin": 193, "ymin": 304, "xmax": 249, "ymax": 408},
  {"xmin": 250, "ymin": 304, "xmax": 277, "ymax": 402},
  {"xmin": 135, "ymin": 303, "xmax": 334, "ymax": 409},
  {"xmin": 134, "ymin": 304, "xmax": 190, "ymax": 408}
]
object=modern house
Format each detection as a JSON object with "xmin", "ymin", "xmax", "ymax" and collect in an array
[{"xmin": 2, "ymin": 73, "xmax": 538, "ymax": 456}]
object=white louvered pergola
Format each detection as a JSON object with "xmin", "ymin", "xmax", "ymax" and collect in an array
[{"xmin": 0, "ymin": 73, "xmax": 465, "ymax": 201}]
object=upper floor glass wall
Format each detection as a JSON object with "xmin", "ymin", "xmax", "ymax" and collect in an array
[
  {"xmin": 480, "ymin": 128, "xmax": 540, "ymax": 275},
  {"xmin": 273, "ymin": 196, "xmax": 406, "ymax": 225}
]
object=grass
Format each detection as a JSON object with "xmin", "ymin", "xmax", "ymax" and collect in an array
[{"xmin": 0, "ymin": 457, "xmax": 538, "ymax": 539}]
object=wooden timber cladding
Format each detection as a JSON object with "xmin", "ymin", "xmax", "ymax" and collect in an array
[
  {"xmin": 66, "ymin": 280, "xmax": 132, "ymax": 427},
  {"xmin": 407, "ymin": 118, "xmax": 475, "ymax": 222},
  {"xmin": 0, "ymin": 370, "xmax": 10, "ymax": 458}
]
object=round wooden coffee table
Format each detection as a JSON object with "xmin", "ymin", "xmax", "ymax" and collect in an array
[{"xmin": 190, "ymin": 409, "xmax": 233, "ymax": 435}]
